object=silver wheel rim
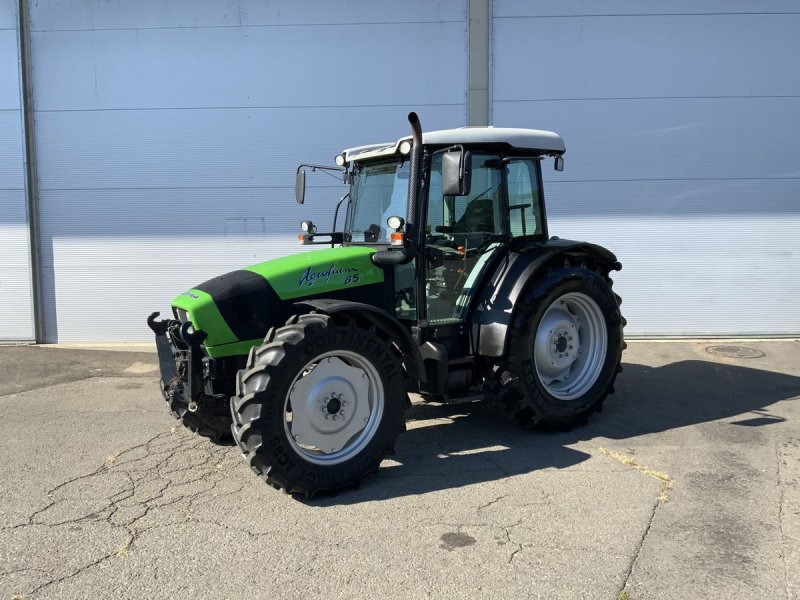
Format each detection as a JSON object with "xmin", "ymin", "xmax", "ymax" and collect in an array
[
  {"xmin": 533, "ymin": 292, "xmax": 607, "ymax": 401},
  {"xmin": 283, "ymin": 350, "xmax": 384, "ymax": 466}
]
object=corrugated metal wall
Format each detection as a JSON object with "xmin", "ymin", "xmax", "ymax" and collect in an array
[
  {"xmin": 0, "ymin": 0, "xmax": 34, "ymax": 341},
  {"xmin": 27, "ymin": 0, "xmax": 468, "ymax": 341},
  {"xmin": 492, "ymin": 0, "xmax": 800, "ymax": 336},
  {"xmin": 2, "ymin": 0, "xmax": 799, "ymax": 342}
]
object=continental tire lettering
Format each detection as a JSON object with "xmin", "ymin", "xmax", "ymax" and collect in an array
[{"xmin": 298, "ymin": 469, "xmax": 316, "ymax": 484}]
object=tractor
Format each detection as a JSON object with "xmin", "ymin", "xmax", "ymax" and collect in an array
[{"xmin": 147, "ymin": 113, "xmax": 626, "ymax": 497}]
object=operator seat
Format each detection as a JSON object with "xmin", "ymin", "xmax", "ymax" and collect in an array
[{"xmin": 452, "ymin": 197, "xmax": 496, "ymax": 248}]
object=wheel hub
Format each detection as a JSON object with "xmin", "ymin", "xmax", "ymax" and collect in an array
[
  {"xmin": 532, "ymin": 292, "xmax": 608, "ymax": 401},
  {"xmin": 288, "ymin": 357, "xmax": 372, "ymax": 454},
  {"xmin": 535, "ymin": 307, "xmax": 581, "ymax": 381},
  {"xmin": 324, "ymin": 395, "xmax": 343, "ymax": 416}
]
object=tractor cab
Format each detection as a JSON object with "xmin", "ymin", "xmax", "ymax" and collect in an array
[
  {"xmin": 295, "ymin": 118, "xmax": 570, "ymax": 400},
  {"xmin": 297, "ymin": 123, "xmax": 566, "ymax": 319}
]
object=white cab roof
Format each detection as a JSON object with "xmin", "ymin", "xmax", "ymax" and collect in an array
[{"xmin": 343, "ymin": 126, "xmax": 565, "ymax": 163}]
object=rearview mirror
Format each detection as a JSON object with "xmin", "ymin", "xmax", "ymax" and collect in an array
[
  {"xmin": 441, "ymin": 149, "xmax": 472, "ymax": 196},
  {"xmin": 295, "ymin": 169, "xmax": 306, "ymax": 204},
  {"xmin": 554, "ymin": 156, "xmax": 564, "ymax": 172}
]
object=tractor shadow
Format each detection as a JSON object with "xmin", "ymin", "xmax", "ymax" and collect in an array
[{"xmin": 312, "ymin": 359, "xmax": 800, "ymax": 505}]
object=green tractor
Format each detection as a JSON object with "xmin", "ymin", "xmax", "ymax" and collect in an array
[{"xmin": 148, "ymin": 113, "xmax": 625, "ymax": 497}]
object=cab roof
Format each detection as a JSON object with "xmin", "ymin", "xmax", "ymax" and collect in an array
[{"xmin": 342, "ymin": 126, "xmax": 566, "ymax": 163}]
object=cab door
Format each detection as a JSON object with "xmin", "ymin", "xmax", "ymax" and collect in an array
[{"xmin": 424, "ymin": 152, "xmax": 506, "ymax": 325}]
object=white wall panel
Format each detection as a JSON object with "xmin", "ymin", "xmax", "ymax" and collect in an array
[
  {"xmin": 494, "ymin": 1, "xmax": 800, "ymax": 18},
  {"xmin": 29, "ymin": 0, "xmax": 464, "ymax": 31},
  {"xmin": 543, "ymin": 180, "xmax": 800, "ymax": 336},
  {"xmin": 29, "ymin": 0, "xmax": 468, "ymax": 341},
  {"xmin": 0, "ymin": 28, "xmax": 22, "ymax": 108},
  {"xmin": 33, "ymin": 105, "xmax": 464, "ymax": 190},
  {"xmin": 31, "ymin": 23, "xmax": 466, "ymax": 111},
  {"xmin": 494, "ymin": 13, "xmax": 800, "ymax": 100},
  {"xmin": 0, "ymin": 14, "xmax": 35, "ymax": 341},
  {"xmin": 549, "ymin": 215, "xmax": 800, "ymax": 337},
  {"xmin": 492, "ymin": 2, "xmax": 800, "ymax": 336},
  {"xmin": 0, "ymin": 206, "xmax": 35, "ymax": 341},
  {"xmin": 0, "ymin": 0, "xmax": 14, "ymax": 28},
  {"xmin": 494, "ymin": 97, "xmax": 799, "ymax": 182},
  {"xmin": 0, "ymin": 99, "xmax": 25, "ymax": 183}
]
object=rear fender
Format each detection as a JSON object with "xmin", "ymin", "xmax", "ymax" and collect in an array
[
  {"xmin": 293, "ymin": 299, "xmax": 426, "ymax": 383},
  {"xmin": 472, "ymin": 239, "xmax": 621, "ymax": 358}
]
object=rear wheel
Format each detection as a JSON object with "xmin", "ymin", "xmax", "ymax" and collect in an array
[
  {"xmin": 231, "ymin": 313, "xmax": 408, "ymax": 497},
  {"xmin": 485, "ymin": 263, "xmax": 625, "ymax": 429}
]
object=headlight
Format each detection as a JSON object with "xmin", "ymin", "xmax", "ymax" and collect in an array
[
  {"xmin": 386, "ymin": 215, "xmax": 404, "ymax": 230},
  {"xmin": 398, "ymin": 140, "xmax": 412, "ymax": 155},
  {"xmin": 335, "ymin": 154, "xmax": 346, "ymax": 166}
]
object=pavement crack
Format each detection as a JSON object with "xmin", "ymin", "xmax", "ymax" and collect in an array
[
  {"xmin": 776, "ymin": 439, "xmax": 790, "ymax": 600},
  {"xmin": 598, "ymin": 448, "xmax": 671, "ymax": 597},
  {"xmin": 25, "ymin": 543, "xmax": 129, "ymax": 598},
  {"xmin": 3, "ymin": 427, "xmax": 242, "ymax": 598},
  {"xmin": 620, "ymin": 496, "xmax": 659, "ymax": 596},
  {"xmin": 501, "ymin": 521, "xmax": 524, "ymax": 563},
  {"xmin": 477, "ymin": 494, "xmax": 508, "ymax": 511}
]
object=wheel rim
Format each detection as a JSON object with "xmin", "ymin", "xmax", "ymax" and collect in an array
[
  {"xmin": 283, "ymin": 350, "xmax": 384, "ymax": 466},
  {"xmin": 533, "ymin": 292, "xmax": 607, "ymax": 401}
]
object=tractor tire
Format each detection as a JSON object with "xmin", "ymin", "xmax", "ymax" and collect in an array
[
  {"xmin": 485, "ymin": 262, "xmax": 625, "ymax": 430},
  {"xmin": 231, "ymin": 313, "xmax": 408, "ymax": 498},
  {"xmin": 161, "ymin": 377, "xmax": 233, "ymax": 444}
]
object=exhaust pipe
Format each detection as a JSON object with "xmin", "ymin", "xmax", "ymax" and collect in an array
[{"xmin": 372, "ymin": 112, "xmax": 422, "ymax": 266}]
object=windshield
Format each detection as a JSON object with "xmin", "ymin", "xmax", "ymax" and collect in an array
[{"xmin": 345, "ymin": 160, "xmax": 409, "ymax": 243}]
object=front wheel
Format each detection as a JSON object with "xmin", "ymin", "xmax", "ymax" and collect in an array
[
  {"xmin": 231, "ymin": 313, "xmax": 408, "ymax": 497},
  {"xmin": 485, "ymin": 264, "xmax": 625, "ymax": 429},
  {"xmin": 161, "ymin": 378, "xmax": 233, "ymax": 444}
]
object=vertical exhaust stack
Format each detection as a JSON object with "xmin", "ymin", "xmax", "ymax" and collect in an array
[
  {"xmin": 372, "ymin": 112, "xmax": 422, "ymax": 266},
  {"xmin": 405, "ymin": 111, "xmax": 423, "ymax": 240}
]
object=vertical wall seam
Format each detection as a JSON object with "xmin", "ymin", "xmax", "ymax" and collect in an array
[
  {"xmin": 465, "ymin": 0, "xmax": 471, "ymax": 125},
  {"xmin": 17, "ymin": 0, "xmax": 44, "ymax": 343},
  {"xmin": 468, "ymin": 0, "xmax": 490, "ymax": 125},
  {"xmin": 487, "ymin": 0, "xmax": 493, "ymax": 124}
]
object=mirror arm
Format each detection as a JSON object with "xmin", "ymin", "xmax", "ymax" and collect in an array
[
  {"xmin": 331, "ymin": 193, "xmax": 350, "ymax": 247},
  {"xmin": 300, "ymin": 232, "xmax": 344, "ymax": 246},
  {"xmin": 296, "ymin": 163, "xmax": 344, "ymax": 173}
]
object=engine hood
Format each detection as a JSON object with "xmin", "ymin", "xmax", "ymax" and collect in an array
[{"xmin": 171, "ymin": 246, "xmax": 385, "ymax": 357}]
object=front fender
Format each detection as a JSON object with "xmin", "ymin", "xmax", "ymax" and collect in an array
[{"xmin": 294, "ymin": 299, "xmax": 426, "ymax": 383}]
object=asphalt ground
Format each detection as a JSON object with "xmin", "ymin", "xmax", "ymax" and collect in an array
[{"xmin": 0, "ymin": 341, "xmax": 798, "ymax": 599}]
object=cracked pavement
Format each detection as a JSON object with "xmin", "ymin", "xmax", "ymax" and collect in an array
[{"xmin": 0, "ymin": 342, "xmax": 799, "ymax": 599}]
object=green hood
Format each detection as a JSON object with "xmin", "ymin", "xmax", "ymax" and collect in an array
[
  {"xmin": 171, "ymin": 246, "xmax": 384, "ymax": 357},
  {"xmin": 244, "ymin": 246, "xmax": 383, "ymax": 299}
]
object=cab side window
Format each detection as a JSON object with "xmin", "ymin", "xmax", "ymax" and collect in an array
[{"xmin": 507, "ymin": 159, "xmax": 543, "ymax": 238}]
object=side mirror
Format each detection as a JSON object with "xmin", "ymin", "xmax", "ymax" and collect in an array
[
  {"xmin": 441, "ymin": 149, "xmax": 472, "ymax": 196},
  {"xmin": 554, "ymin": 156, "xmax": 564, "ymax": 172},
  {"xmin": 295, "ymin": 169, "xmax": 306, "ymax": 204}
]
